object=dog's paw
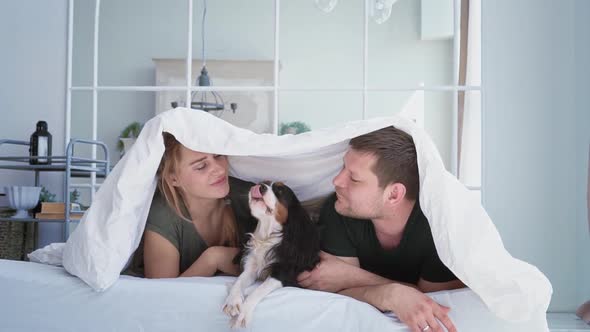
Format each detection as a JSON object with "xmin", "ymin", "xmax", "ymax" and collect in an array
[
  {"xmin": 230, "ymin": 307, "xmax": 253, "ymax": 329},
  {"xmin": 222, "ymin": 292, "xmax": 243, "ymax": 317}
]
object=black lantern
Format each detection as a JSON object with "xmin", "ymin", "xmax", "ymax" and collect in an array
[
  {"xmin": 170, "ymin": 0, "xmax": 237, "ymax": 114},
  {"xmin": 29, "ymin": 121, "xmax": 52, "ymax": 165}
]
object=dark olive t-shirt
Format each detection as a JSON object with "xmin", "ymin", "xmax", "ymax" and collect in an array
[
  {"xmin": 124, "ymin": 176, "xmax": 256, "ymax": 277},
  {"xmin": 320, "ymin": 194, "xmax": 457, "ymax": 284}
]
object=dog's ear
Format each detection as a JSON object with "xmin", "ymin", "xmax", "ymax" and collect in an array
[
  {"xmin": 273, "ymin": 183, "xmax": 297, "ymax": 224},
  {"xmin": 270, "ymin": 195, "xmax": 320, "ymax": 286},
  {"xmin": 286, "ymin": 200, "xmax": 312, "ymax": 226},
  {"xmin": 283, "ymin": 198, "xmax": 318, "ymax": 247}
]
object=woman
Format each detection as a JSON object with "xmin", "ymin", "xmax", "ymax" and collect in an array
[{"xmin": 126, "ymin": 132, "xmax": 256, "ymax": 278}]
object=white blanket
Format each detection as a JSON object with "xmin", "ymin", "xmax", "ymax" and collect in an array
[{"xmin": 33, "ymin": 108, "xmax": 551, "ymax": 325}]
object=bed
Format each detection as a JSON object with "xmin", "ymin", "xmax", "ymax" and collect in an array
[{"xmin": 0, "ymin": 259, "xmax": 548, "ymax": 332}]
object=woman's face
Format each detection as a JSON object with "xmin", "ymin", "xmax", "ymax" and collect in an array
[{"xmin": 170, "ymin": 145, "xmax": 230, "ymax": 200}]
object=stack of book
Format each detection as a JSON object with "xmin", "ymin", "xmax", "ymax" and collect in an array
[{"xmin": 35, "ymin": 202, "xmax": 84, "ymax": 220}]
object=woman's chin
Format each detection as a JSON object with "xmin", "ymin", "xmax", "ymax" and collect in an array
[{"xmin": 210, "ymin": 183, "xmax": 230, "ymax": 197}]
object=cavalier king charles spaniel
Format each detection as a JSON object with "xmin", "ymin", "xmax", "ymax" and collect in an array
[{"xmin": 223, "ymin": 181, "xmax": 320, "ymax": 328}]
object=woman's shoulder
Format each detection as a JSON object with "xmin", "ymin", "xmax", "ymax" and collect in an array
[{"xmin": 147, "ymin": 189, "xmax": 184, "ymax": 228}]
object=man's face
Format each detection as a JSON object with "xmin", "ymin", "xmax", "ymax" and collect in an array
[{"xmin": 332, "ymin": 149, "xmax": 385, "ymax": 220}]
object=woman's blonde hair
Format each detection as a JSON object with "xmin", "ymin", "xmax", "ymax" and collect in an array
[{"xmin": 157, "ymin": 132, "xmax": 238, "ymax": 246}]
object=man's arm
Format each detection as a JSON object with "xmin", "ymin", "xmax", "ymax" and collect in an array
[
  {"xmin": 338, "ymin": 283, "xmax": 457, "ymax": 332},
  {"xmin": 297, "ymin": 252, "xmax": 416, "ymax": 292},
  {"xmin": 298, "ymin": 253, "xmax": 462, "ymax": 332},
  {"xmin": 417, "ymin": 278, "xmax": 466, "ymax": 293}
]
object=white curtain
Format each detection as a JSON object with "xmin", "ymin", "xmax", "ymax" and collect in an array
[{"xmin": 458, "ymin": 0, "xmax": 481, "ymax": 188}]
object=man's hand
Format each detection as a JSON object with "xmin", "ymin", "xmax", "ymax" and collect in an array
[
  {"xmin": 383, "ymin": 284, "xmax": 456, "ymax": 332},
  {"xmin": 297, "ymin": 251, "xmax": 356, "ymax": 292}
]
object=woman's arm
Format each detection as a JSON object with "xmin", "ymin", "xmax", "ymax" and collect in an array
[
  {"xmin": 143, "ymin": 230, "xmax": 181, "ymax": 278},
  {"xmin": 180, "ymin": 246, "xmax": 241, "ymax": 277}
]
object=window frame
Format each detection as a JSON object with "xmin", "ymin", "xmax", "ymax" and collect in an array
[{"xmin": 65, "ymin": 0, "xmax": 483, "ymax": 201}]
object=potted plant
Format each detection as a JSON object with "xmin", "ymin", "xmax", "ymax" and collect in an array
[
  {"xmin": 117, "ymin": 122, "xmax": 143, "ymax": 156},
  {"xmin": 32, "ymin": 186, "xmax": 56, "ymax": 213},
  {"xmin": 279, "ymin": 121, "xmax": 311, "ymax": 136}
]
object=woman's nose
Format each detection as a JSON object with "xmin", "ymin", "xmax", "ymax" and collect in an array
[{"xmin": 211, "ymin": 158, "xmax": 226, "ymax": 174}]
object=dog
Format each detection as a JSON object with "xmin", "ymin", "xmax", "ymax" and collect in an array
[{"xmin": 222, "ymin": 181, "xmax": 320, "ymax": 328}]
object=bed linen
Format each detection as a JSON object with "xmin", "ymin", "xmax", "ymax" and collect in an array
[{"xmin": 0, "ymin": 259, "xmax": 548, "ymax": 332}]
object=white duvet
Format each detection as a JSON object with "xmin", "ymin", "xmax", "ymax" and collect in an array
[{"xmin": 32, "ymin": 108, "xmax": 551, "ymax": 327}]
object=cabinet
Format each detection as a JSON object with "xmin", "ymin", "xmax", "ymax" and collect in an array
[{"xmin": 0, "ymin": 138, "xmax": 110, "ymax": 242}]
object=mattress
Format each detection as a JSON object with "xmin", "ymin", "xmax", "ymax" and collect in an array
[{"xmin": 0, "ymin": 259, "xmax": 548, "ymax": 332}]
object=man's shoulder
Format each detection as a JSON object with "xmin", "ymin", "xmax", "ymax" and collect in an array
[{"xmin": 407, "ymin": 201, "xmax": 431, "ymax": 233}]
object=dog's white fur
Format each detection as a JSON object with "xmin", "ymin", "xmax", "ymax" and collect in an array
[{"xmin": 223, "ymin": 183, "xmax": 285, "ymax": 328}]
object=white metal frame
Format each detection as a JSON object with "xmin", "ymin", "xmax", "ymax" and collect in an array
[{"xmin": 65, "ymin": 0, "xmax": 483, "ymax": 196}]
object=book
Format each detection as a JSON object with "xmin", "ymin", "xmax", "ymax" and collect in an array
[{"xmin": 40, "ymin": 202, "xmax": 82, "ymax": 214}]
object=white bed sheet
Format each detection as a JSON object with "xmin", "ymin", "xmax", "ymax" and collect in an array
[{"xmin": 0, "ymin": 259, "xmax": 548, "ymax": 332}]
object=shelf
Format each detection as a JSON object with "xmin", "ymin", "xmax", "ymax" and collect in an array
[
  {"xmin": 0, "ymin": 216, "xmax": 81, "ymax": 224},
  {"xmin": 0, "ymin": 156, "xmax": 110, "ymax": 177},
  {"xmin": 0, "ymin": 138, "xmax": 110, "ymax": 242},
  {"xmin": 0, "ymin": 163, "xmax": 109, "ymax": 177}
]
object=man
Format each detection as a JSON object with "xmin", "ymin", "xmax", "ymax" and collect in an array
[{"xmin": 298, "ymin": 126, "xmax": 465, "ymax": 332}]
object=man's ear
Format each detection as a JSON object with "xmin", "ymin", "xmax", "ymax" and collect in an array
[{"xmin": 384, "ymin": 183, "xmax": 406, "ymax": 205}]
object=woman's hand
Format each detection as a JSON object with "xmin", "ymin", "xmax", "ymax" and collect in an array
[
  {"xmin": 180, "ymin": 246, "xmax": 240, "ymax": 277},
  {"xmin": 206, "ymin": 246, "xmax": 241, "ymax": 276}
]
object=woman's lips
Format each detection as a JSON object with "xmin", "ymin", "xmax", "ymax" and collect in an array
[{"xmin": 211, "ymin": 177, "xmax": 227, "ymax": 186}]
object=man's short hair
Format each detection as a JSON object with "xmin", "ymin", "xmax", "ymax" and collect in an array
[{"xmin": 349, "ymin": 126, "xmax": 419, "ymax": 200}]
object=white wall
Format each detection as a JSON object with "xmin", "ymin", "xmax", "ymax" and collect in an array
[
  {"xmin": 483, "ymin": 0, "xmax": 589, "ymax": 312},
  {"xmin": 0, "ymin": 0, "xmax": 68, "ymax": 247},
  {"xmin": 70, "ymin": 0, "xmax": 454, "ymax": 168},
  {"xmin": 575, "ymin": 0, "xmax": 590, "ymax": 309}
]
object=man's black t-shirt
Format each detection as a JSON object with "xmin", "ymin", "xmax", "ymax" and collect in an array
[{"xmin": 319, "ymin": 194, "xmax": 457, "ymax": 284}]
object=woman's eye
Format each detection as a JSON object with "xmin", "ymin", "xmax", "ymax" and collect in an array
[
  {"xmin": 350, "ymin": 177, "xmax": 360, "ymax": 183},
  {"xmin": 195, "ymin": 164, "xmax": 206, "ymax": 171},
  {"xmin": 214, "ymin": 154, "xmax": 224, "ymax": 159}
]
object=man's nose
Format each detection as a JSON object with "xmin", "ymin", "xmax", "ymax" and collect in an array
[{"xmin": 333, "ymin": 170, "xmax": 345, "ymax": 188}]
